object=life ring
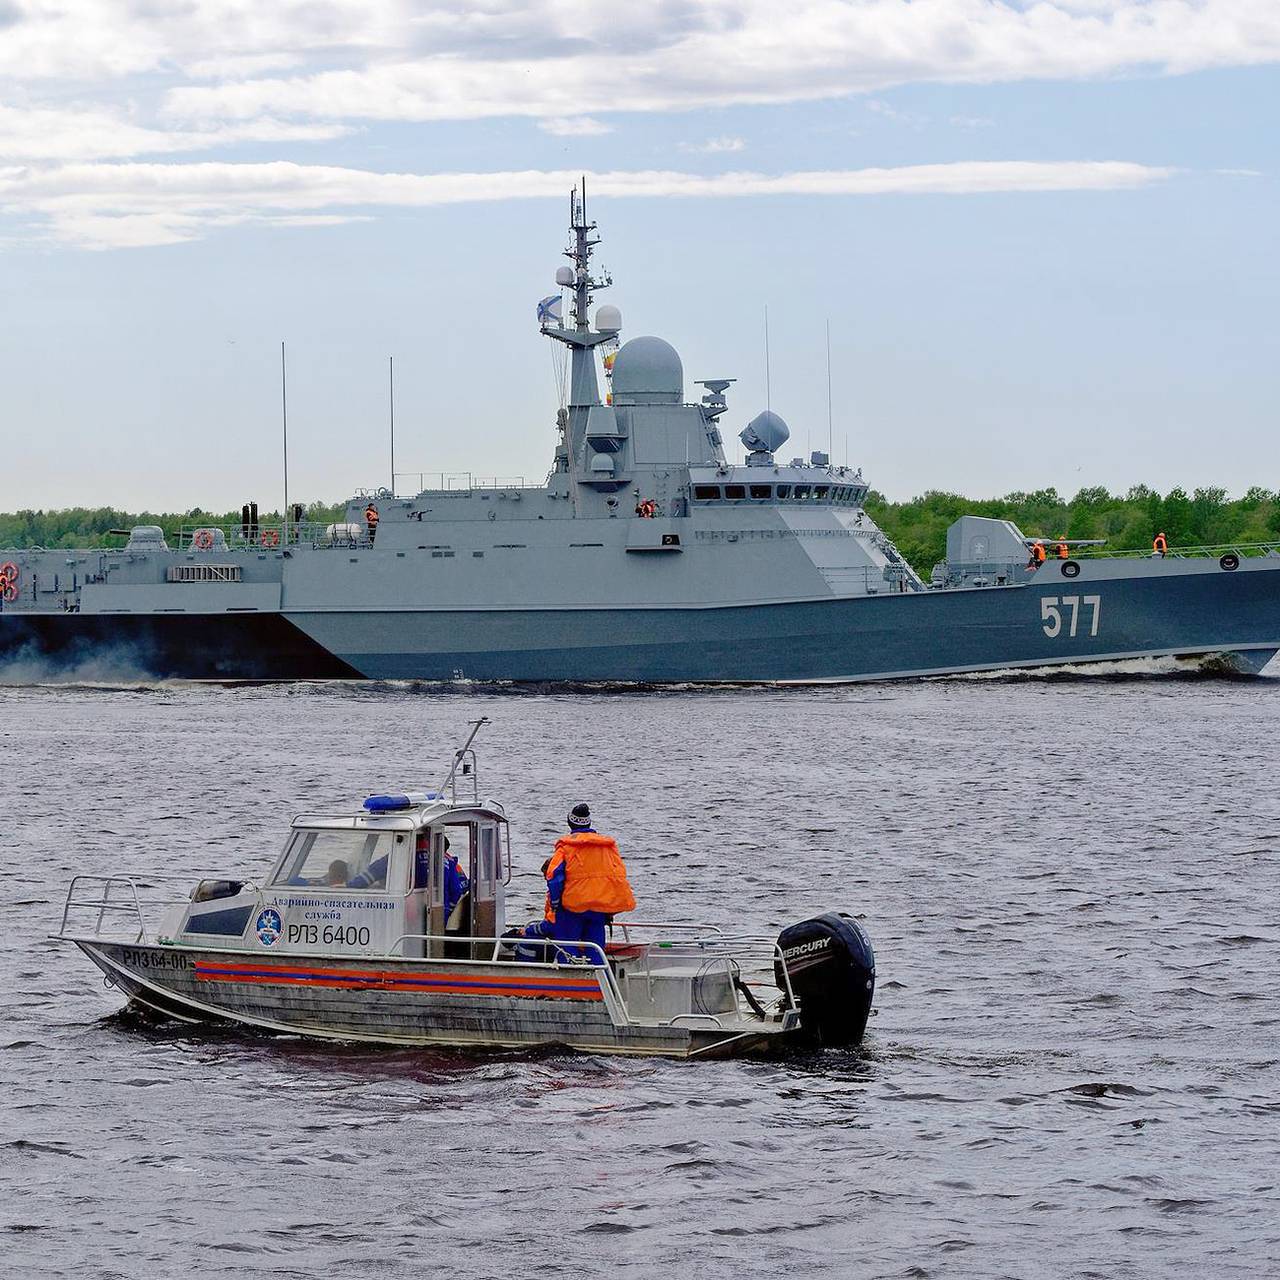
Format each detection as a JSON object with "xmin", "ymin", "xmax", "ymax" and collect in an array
[
  {"xmin": 0, "ymin": 561, "xmax": 19, "ymax": 602},
  {"xmin": 1061, "ymin": 560, "xmax": 1081, "ymax": 578},
  {"xmin": 192, "ymin": 529, "xmax": 214, "ymax": 551},
  {"xmin": 1220, "ymin": 553, "xmax": 1240, "ymax": 571},
  {"xmin": 261, "ymin": 528, "xmax": 280, "ymax": 548}
]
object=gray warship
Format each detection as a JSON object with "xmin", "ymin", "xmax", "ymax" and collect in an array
[{"xmin": 2, "ymin": 190, "xmax": 1278, "ymax": 682}]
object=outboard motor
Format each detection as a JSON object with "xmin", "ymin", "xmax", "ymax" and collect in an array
[{"xmin": 775, "ymin": 913, "xmax": 876, "ymax": 1046}]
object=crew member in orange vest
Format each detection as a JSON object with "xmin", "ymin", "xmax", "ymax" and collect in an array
[
  {"xmin": 364, "ymin": 501, "xmax": 380, "ymax": 545},
  {"xmin": 1055, "ymin": 538, "xmax": 1069, "ymax": 560},
  {"xmin": 542, "ymin": 803, "xmax": 635, "ymax": 959},
  {"xmin": 1027, "ymin": 540, "xmax": 1047, "ymax": 569},
  {"xmin": 1153, "ymin": 531, "xmax": 1168, "ymax": 557}
]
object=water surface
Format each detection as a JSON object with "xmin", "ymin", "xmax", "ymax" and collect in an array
[{"xmin": 2, "ymin": 674, "xmax": 1278, "ymax": 1277}]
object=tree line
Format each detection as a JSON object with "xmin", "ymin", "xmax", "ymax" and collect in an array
[
  {"xmin": 2, "ymin": 486, "xmax": 1278, "ymax": 576},
  {"xmin": 863, "ymin": 485, "xmax": 1280, "ymax": 574}
]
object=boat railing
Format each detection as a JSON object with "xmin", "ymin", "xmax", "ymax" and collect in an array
[
  {"xmin": 384, "ymin": 932, "xmax": 633, "ymax": 1021},
  {"xmin": 57, "ymin": 873, "xmax": 266, "ymax": 944},
  {"xmin": 1079, "ymin": 540, "xmax": 1280, "ymax": 560},
  {"xmin": 171, "ymin": 521, "xmax": 372, "ymax": 552}
]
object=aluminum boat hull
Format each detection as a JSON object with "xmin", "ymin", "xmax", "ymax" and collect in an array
[{"xmin": 73, "ymin": 939, "xmax": 785, "ymax": 1059}]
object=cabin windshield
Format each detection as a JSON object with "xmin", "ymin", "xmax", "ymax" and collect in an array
[{"xmin": 272, "ymin": 829, "xmax": 403, "ymax": 891}]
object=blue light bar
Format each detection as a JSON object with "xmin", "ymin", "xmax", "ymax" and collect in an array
[{"xmin": 363, "ymin": 794, "xmax": 412, "ymax": 812}]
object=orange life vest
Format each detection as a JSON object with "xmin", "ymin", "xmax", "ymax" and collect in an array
[
  {"xmin": 1031, "ymin": 542, "xmax": 1046, "ymax": 564},
  {"xmin": 548, "ymin": 832, "xmax": 636, "ymax": 915},
  {"xmin": 1153, "ymin": 533, "xmax": 1167, "ymax": 553},
  {"xmin": 1055, "ymin": 540, "xmax": 1069, "ymax": 559},
  {"xmin": 365, "ymin": 505, "xmax": 379, "ymax": 526}
]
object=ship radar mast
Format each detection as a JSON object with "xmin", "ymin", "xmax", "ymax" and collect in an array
[{"xmin": 542, "ymin": 178, "xmax": 616, "ymax": 409}]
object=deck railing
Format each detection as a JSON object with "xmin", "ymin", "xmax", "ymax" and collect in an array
[{"xmin": 1078, "ymin": 540, "xmax": 1280, "ymax": 560}]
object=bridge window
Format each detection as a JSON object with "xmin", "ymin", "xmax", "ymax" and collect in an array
[
  {"xmin": 794, "ymin": 485, "xmax": 811, "ymax": 499},
  {"xmin": 724, "ymin": 484, "xmax": 746, "ymax": 500},
  {"xmin": 776, "ymin": 484, "xmax": 791, "ymax": 498},
  {"xmin": 749, "ymin": 484, "xmax": 772, "ymax": 500},
  {"xmin": 814, "ymin": 486, "xmax": 830, "ymax": 499},
  {"xmin": 693, "ymin": 485, "xmax": 721, "ymax": 500}
]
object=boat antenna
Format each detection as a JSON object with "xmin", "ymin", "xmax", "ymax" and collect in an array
[
  {"xmin": 389, "ymin": 355, "xmax": 396, "ymax": 495},
  {"xmin": 281, "ymin": 340, "xmax": 289, "ymax": 544},
  {"xmin": 825, "ymin": 318, "xmax": 834, "ymax": 468},
  {"xmin": 438, "ymin": 716, "xmax": 490, "ymax": 797},
  {"xmin": 763, "ymin": 305, "xmax": 772, "ymax": 413}
]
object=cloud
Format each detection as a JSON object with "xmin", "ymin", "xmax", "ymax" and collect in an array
[
  {"xmin": 0, "ymin": 159, "xmax": 1175, "ymax": 249},
  {"xmin": 681, "ymin": 136, "xmax": 747, "ymax": 154},
  {"xmin": 0, "ymin": 104, "xmax": 351, "ymax": 163},
  {"xmin": 538, "ymin": 116, "xmax": 613, "ymax": 137},
  {"xmin": 866, "ymin": 99, "xmax": 929, "ymax": 128},
  {"xmin": 155, "ymin": 2, "xmax": 1280, "ymax": 128},
  {"xmin": 0, "ymin": 3, "xmax": 1277, "ymax": 162}
]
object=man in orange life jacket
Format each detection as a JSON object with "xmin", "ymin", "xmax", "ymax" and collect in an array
[
  {"xmin": 1153, "ymin": 531, "xmax": 1168, "ymax": 558},
  {"xmin": 364, "ymin": 501, "xmax": 380, "ymax": 545},
  {"xmin": 1027, "ymin": 540, "xmax": 1047, "ymax": 569},
  {"xmin": 1055, "ymin": 537, "xmax": 1070, "ymax": 560},
  {"xmin": 537, "ymin": 804, "xmax": 635, "ymax": 959}
]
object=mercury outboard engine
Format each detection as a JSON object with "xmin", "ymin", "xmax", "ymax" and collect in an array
[{"xmin": 775, "ymin": 913, "xmax": 876, "ymax": 1046}]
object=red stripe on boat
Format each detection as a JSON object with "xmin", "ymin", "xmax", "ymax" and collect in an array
[{"xmin": 193, "ymin": 960, "xmax": 603, "ymax": 1000}]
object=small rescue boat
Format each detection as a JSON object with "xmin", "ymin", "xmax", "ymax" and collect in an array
[{"xmin": 55, "ymin": 722, "xmax": 875, "ymax": 1059}]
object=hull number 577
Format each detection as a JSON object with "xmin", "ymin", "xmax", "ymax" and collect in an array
[{"xmin": 1041, "ymin": 595, "xmax": 1101, "ymax": 638}]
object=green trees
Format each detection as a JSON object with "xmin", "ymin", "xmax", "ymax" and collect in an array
[
  {"xmin": 0, "ymin": 501, "xmax": 347, "ymax": 549},
  {"xmin": 865, "ymin": 486, "xmax": 1280, "ymax": 574}
]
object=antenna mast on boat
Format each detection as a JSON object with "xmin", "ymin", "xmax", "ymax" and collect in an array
[
  {"xmin": 825, "ymin": 318, "xmax": 834, "ymax": 467},
  {"xmin": 389, "ymin": 355, "xmax": 396, "ymax": 496},
  {"xmin": 438, "ymin": 716, "xmax": 491, "ymax": 800},
  {"xmin": 281, "ymin": 341, "xmax": 289, "ymax": 544}
]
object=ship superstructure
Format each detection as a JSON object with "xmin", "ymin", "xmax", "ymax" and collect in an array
[{"xmin": 2, "ymin": 190, "xmax": 1278, "ymax": 682}]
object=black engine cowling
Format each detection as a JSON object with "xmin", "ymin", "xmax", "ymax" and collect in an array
[{"xmin": 775, "ymin": 912, "xmax": 876, "ymax": 1046}]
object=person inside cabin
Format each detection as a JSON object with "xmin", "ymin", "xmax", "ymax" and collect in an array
[
  {"xmin": 1055, "ymin": 538, "xmax": 1070, "ymax": 560},
  {"xmin": 1153, "ymin": 530, "xmax": 1168, "ymax": 558},
  {"xmin": 410, "ymin": 832, "xmax": 469, "ymax": 927},
  {"xmin": 531, "ymin": 804, "xmax": 636, "ymax": 960},
  {"xmin": 1027, "ymin": 540, "xmax": 1047, "ymax": 570},
  {"xmin": 364, "ymin": 501, "xmax": 380, "ymax": 545}
]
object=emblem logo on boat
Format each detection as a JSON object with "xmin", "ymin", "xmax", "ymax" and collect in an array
[{"xmin": 255, "ymin": 908, "xmax": 283, "ymax": 948}]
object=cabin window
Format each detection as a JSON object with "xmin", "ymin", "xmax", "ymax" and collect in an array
[
  {"xmin": 693, "ymin": 485, "xmax": 721, "ymax": 500},
  {"xmin": 272, "ymin": 830, "xmax": 402, "ymax": 891},
  {"xmin": 749, "ymin": 485, "xmax": 772, "ymax": 499},
  {"xmin": 793, "ymin": 485, "xmax": 811, "ymax": 499},
  {"xmin": 814, "ymin": 486, "xmax": 830, "ymax": 499},
  {"xmin": 723, "ymin": 484, "xmax": 746, "ymax": 500},
  {"xmin": 775, "ymin": 484, "xmax": 791, "ymax": 498}
]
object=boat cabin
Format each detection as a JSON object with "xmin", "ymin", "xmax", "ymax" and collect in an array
[{"xmin": 167, "ymin": 792, "xmax": 509, "ymax": 960}]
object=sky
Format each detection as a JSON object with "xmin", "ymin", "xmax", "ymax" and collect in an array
[{"xmin": 1, "ymin": 0, "xmax": 1278, "ymax": 513}]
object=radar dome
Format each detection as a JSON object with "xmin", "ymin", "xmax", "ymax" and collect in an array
[
  {"xmin": 595, "ymin": 304, "xmax": 622, "ymax": 333},
  {"xmin": 740, "ymin": 410, "xmax": 790, "ymax": 456},
  {"xmin": 555, "ymin": 265, "xmax": 575, "ymax": 286},
  {"xmin": 611, "ymin": 336, "xmax": 683, "ymax": 406}
]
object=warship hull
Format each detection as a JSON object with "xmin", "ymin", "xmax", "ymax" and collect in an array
[{"xmin": 4, "ymin": 558, "xmax": 1276, "ymax": 682}]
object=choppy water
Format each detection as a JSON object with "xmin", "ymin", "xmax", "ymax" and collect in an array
[{"xmin": 2, "ymin": 674, "xmax": 1278, "ymax": 1278}]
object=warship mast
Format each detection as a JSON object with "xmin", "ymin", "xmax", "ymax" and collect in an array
[{"xmin": 542, "ymin": 179, "xmax": 616, "ymax": 494}]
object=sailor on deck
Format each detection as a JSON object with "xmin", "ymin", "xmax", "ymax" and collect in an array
[
  {"xmin": 1027, "ymin": 540, "xmax": 1047, "ymax": 569},
  {"xmin": 535, "ymin": 804, "xmax": 635, "ymax": 960},
  {"xmin": 364, "ymin": 502, "xmax": 380, "ymax": 545}
]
